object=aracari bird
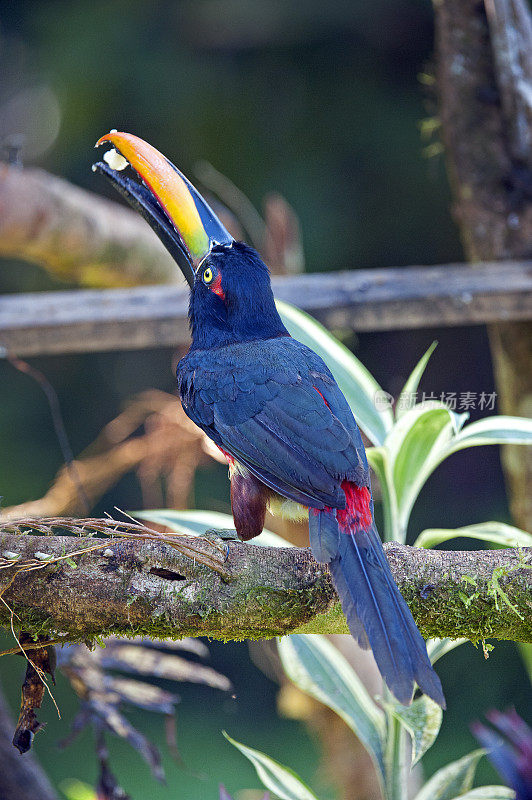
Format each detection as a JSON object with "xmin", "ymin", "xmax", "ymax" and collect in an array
[{"xmin": 94, "ymin": 132, "xmax": 445, "ymax": 708}]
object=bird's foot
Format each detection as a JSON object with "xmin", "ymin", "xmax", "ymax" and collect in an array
[{"xmin": 200, "ymin": 528, "xmax": 241, "ymax": 561}]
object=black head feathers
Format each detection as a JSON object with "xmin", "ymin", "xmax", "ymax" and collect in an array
[{"xmin": 189, "ymin": 242, "xmax": 288, "ymax": 349}]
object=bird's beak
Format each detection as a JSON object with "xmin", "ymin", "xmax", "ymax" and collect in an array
[{"xmin": 93, "ymin": 132, "xmax": 234, "ymax": 288}]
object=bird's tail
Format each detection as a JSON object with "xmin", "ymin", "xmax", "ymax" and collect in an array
[{"xmin": 309, "ymin": 496, "xmax": 445, "ymax": 708}]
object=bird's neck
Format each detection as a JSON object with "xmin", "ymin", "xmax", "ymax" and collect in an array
[{"xmin": 189, "ymin": 290, "xmax": 288, "ymax": 350}]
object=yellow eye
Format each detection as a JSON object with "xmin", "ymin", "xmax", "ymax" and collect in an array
[{"xmin": 203, "ymin": 267, "xmax": 213, "ymax": 284}]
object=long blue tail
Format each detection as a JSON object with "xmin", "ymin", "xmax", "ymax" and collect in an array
[{"xmin": 309, "ymin": 509, "xmax": 445, "ymax": 708}]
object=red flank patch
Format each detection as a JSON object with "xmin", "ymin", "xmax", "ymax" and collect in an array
[
  {"xmin": 217, "ymin": 445, "xmax": 234, "ymax": 466},
  {"xmin": 313, "ymin": 386, "xmax": 330, "ymax": 409},
  {"xmin": 337, "ymin": 480, "xmax": 372, "ymax": 533},
  {"xmin": 310, "ymin": 481, "xmax": 372, "ymax": 533}
]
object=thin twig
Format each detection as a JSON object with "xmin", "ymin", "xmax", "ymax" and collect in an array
[
  {"xmin": 5, "ymin": 354, "xmax": 90, "ymax": 514},
  {"xmin": 194, "ymin": 160, "xmax": 266, "ymax": 251},
  {"xmin": 0, "ymin": 638, "xmax": 69, "ymax": 658},
  {"xmin": 0, "ymin": 516, "xmax": 229, "ymax": 577}
]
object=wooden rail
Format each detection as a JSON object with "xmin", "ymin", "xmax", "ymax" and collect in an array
[{"xmin": 1, "ymin": 260, "xmax": 531, "ymax": 357}]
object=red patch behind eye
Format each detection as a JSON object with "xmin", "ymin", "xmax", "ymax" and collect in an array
[
  {"xmin": 337, "ymin": 481, "xmax": 372, "ymax": 532},
  {"xmin": 211, "ymin": 273, "xmax": 225, "ymax": 300}
]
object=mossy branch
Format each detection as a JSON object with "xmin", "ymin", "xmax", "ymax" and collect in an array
[{"xmin": 0, "ymin": 520, "xmax": 530, "ymax": 644}]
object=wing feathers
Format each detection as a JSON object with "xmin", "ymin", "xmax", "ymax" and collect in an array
[{"xmin": 177, "ymin": 338, "xmax": 370, "ymax": 508}]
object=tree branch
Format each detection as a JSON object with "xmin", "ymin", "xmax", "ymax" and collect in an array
[
  {"xmin": 0, "ymin": 164, "xmax": 180, "ymax": 287},
  {"xmin": 0, "ymin": 523, "xmax": 530, "ymax": 643}
]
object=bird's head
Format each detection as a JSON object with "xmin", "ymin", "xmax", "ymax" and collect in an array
[{"xmin": 94, "ymin": 132, "xmax": 287, "ymax": 349}]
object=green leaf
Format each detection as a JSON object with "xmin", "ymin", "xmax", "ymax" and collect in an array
[
  {"xmin": 426, "ymin": 638, "xmax": 468, "ymax": 665},
  {"xmin": 448, "ymin": 788, "xmax": 515, "ymax": 800},
  {"xmin": 413, "ymin": 750, "xmax": 485, "ymax": 800},
  {"xmin": 277, "ymin": 635, "xmax": 386, "ymax": 784},
  {"xmin": 396, "ymin": 341, "xmax": 438, "ymax": 420},
  {"xmin": 415, "ymin": 522, "xmax": 532, "ymax": 549},
  {"xmin": 133, "ymin": 509, "xmax": 291, "ymax": 548},
  {"xmin": 277, "ymin": 300, "xmax": 393, "ymax": 445},
  {"xmin": 386, "ymin": 695, "xmax": 443, "ymax": 765},
  {"xmin": 366, "ymin": 446, "xmax": 399, "ymax": 543},
  {"xmin": 60, "ymin": 780, "xmax": 96, "ymax": 800},
  {"xmin": 383, "ymin": 410, "xmax": 532, "ymax": 543},
  {"xmin": 366, "ymin": 446, "xmax": 388, "ymax": 487},
  {"xmin": 223, "ymin": 731, "xmax": 320, "ymax": 800},
  {"xmin": 446, "ymin": 416, "xmax": 532, "ymax": 455},
  {"xmin": 385, "ymin": 404, "xmax": 467, "ymax": 532},
  {"xmin": 518, "ymin": 643, "xmax": 532, "ymax": 685}
]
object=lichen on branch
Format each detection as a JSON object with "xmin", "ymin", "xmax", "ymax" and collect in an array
[{"xmin": 0, "ymin": 519, "xmax": 530, "ymax": 644}]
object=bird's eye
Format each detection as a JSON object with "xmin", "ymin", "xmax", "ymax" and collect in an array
[{"xmin": 203, "ymin": 267, "xmax": 213, "ymax": 284}]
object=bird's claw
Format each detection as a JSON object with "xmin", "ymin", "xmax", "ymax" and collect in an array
[{"xmin": 201, "ymin": 529, "xmax": 240, "ymax": 561}]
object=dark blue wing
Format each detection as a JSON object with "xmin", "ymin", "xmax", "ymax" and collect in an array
[{"xmin": 177, "ymin": 337, "xmax": 369, "ymax": 508}]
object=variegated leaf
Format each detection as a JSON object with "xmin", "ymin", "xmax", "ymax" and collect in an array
[{"xmin": 224, "ymin": 732, "xmax": 319, "ymax": 800}]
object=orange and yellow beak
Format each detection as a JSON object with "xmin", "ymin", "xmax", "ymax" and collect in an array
[{"xmin": 93, "ymin": 132, "xmax": 233, "ymax": 287}]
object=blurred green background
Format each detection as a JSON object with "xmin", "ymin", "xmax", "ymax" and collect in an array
[{"xmin": 0, "ymin": 1, "xmax": 530, "ymax": 798}]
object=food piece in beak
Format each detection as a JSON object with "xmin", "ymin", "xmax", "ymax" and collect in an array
[
  {"xmin": 103, "ymin": 148, "xmax": 128, "ymax": 171},
  {"xmin": 93, "ymin": 132, "xmax": 234, "ymax": 288}
]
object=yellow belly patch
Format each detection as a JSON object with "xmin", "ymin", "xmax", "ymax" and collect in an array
[{"xmin": 267, "ymin": 496, "xmax": 308, "ymax": 522}]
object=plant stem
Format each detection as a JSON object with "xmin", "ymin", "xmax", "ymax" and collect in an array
[
  {"xmin": 379, "ymin": 466, "xmax": 404, "ymax": 544},
  {"xmin": 384, "ymin": 706, "xmax": 407, "ymax": 800}
]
